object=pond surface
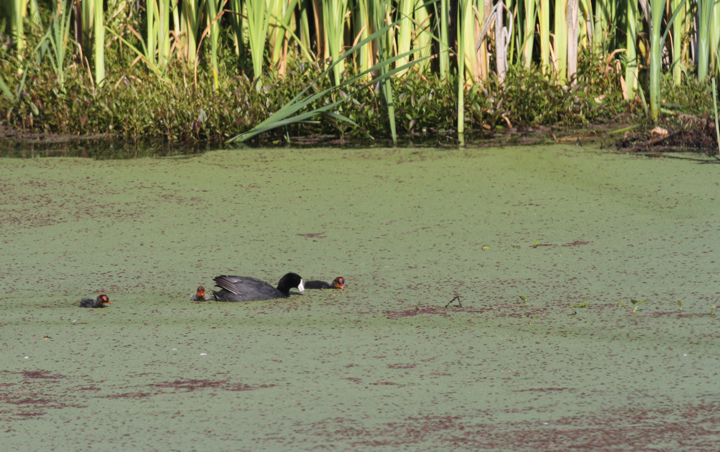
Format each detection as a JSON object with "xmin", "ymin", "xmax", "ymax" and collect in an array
[{"xmin": 1, "ymin": 145, "xmax": 719, "ymax": 450}]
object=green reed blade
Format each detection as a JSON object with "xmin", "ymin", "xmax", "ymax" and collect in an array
[{"xmin": 649, "ymin": 0, "xmax": 665, "ymax": 120}]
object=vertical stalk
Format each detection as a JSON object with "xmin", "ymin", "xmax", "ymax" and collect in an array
[
  {"xmin": 11, "ymin": 0, "xmax": 25, "ymax": 53},
  {"xmin": 159, "ymin": 0, "xmax": 171, "ymax": 70},
  {"xmin": 495, "ymin": 0, "xmax": 506, "ymax": 83},
  {"xmin": 626, "ymin": 0, "xmax": 639, "ymax": 97},
  {"xmin": 83, "ymin": 0, "xmax": 95, "ymax": 55},
  {"xmin": 312, "ymin": 0, "xmax": 327, "ymax": 61},
  {"xmin": 649, "ymin": 0, "xmax": 665, "ymax": 120},
  {"xmin": 711, "ymin": 0, "xmax": 720, "ymax": 74},
  {"xmin": 246, "ymin": 0, "xmax": 272, "ymax": 88},
  {"xmin": 28, "ymin": 0, "xmax": 41, "ymax": 27},
  {"xmin": 182, "ymin": 0, "xmax": 201, "ymax": 64},
  {"xmin": 460, "ymin": 0, "xmax": 477, "ymax": 81},
  {"xmin": 567, "ymin": 0, "xmax": 579, "ymax": 84},
  {"xmin": 539, "ymin": 0, "xmax": 550, "ymax": 73},
  {"xmin": 268, "ymin": 0, "xmax": 286, "ymax": 70},
  {"xmin": 172, "ymin": 0, "xmax": 182, "ymax": 59},
  {"xmin": 48, "ymin": 0, "xmax": 74, "ymax": 88},
  {"xmin": 671, "ymin": 0, "xmax": 685, "ymax": 85},
  {"xmin": 439, "ymin": 0, "xmax": 450, "ymax": 80},
  {"xmin": 271, "ymin": 0, "xmax": 297, "ymax": 75},
  {"xmin": 554, "ymin": 0, "xmax": 567, "ymax": 83},
  {"xmin": 523, "ymin": 0, "xmax": 535, "ymax": 68},
  {"xmin": 324, "ymin": 0, "xmax": 350, "ymax": 85},
  {"xmin": 458, "ymin": 0, "xmax": 468, "ymax": 143},
  {"xmin": 299, "ymin": 0, "xmax": 312, "ymax": 61},
  {"xmin": 578, "ymin": 0, "xmax": 592, "ymax": 48},
  {"xmin": 94, "ymin": 0, "xmax": 105, "ymax": 84},
  {"xmin": 396, "ymin": 0, "xmax": 413, "ymax": 75},
  {"xmin": 207, "ymin": 0, "xmax": 220, "ymax": 90},
  {"xmin": 712, "ymin": 78, "xmax": 720, "ymax": 155},
  {"xmin": 505, "ymin": 0, "xmax": 515, "ymax": 64},
  {"xmin": 371, "ymin": 0, "xmax": 397, "ymax": 143},
  {"xmin": 147, "ymin": 0, "xmax": 157, "ymax": 66},
  {"xmin": 593, "ymin": 0, "xmax": 608, "ymax": 54},
  {"xmin": 414, "ymin": 0, "xmax": 432, "ymax": 73},
  {"xmin": 476, "ymin": 0, "xmax": 489, "ymax": 80},
  {"xmin": 698, "ymin": 0, "xmax": 713, "ymax": 80},
  {"xmin": 353, "ymin": 0, "xmax": 374, "ymax": 75}
]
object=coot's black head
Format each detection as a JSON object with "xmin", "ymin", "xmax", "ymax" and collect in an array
[
  {"xmin": 277, "ymin": 273, "xmax": 304, "ymax": 294},
  {"xmin": 332, "ymin": 277, "xmax": 345, "ymax": 290},
  {"xmin": 97, "ymin": 294, "xmax": 111, "ymax": 306}
]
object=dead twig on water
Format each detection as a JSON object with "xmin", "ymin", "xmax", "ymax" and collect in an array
[{"xmin": 445, "ymin": 296, "xmax": 462, "ymax": 308}]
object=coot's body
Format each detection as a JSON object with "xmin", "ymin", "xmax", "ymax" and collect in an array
[
  {"xmin": 79, "ymin": 294, "xmax": 111, "ymax": 308},
  {"xmin": 305, "ymin": 277, "xmax": 345, "ymax": 290},
  {"xmin": 191, "ymin": 286, "xmax": 209, "ymax": 301},
  {"xmin": 212, "ymin": 273, "xmax": 304, "ymax": 302}
]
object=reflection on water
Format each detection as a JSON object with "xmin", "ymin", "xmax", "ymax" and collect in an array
[
  {"xmin": 1, "ymin": 131, "xmax": 512, "ymax": 159},
  {"xmin": 1, "ymin": 138, "xmax": 213, "ymax": 159},
  {"xmin": 3, "ymin": 127, "xmax": 641, "ymax": 159}
]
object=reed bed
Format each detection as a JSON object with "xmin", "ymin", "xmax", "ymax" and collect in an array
[{"xmin": 1, "ymin": 0, "xmax": 719, "ymax": 141}]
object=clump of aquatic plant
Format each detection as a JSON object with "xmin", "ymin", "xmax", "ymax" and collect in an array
[
  {"xmin": 570, "ymin": 298, "xmax": 589, "ymax": 309},
  {"xmin": 631, "ymin": 298, "xmax": 648, "ymax": 314},
  {"xmin": 661, "ymin": 76, "xmax": 714, "ymax": 117}
]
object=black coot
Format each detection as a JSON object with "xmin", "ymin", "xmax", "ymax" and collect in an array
[
  {"xmin": 191, "ymin": 286, "xmax": 210, "ymax": 301},
  {"xmin": 212, "ymin": 273, "xmax": 304, "ymax": 302},
  {"xmin": 305, "ymin": 276, "xmax": 345, "ymax": 290},
  {"xmin": 79, "ymin": 294, "xmax": 111, "ymax": 308}
]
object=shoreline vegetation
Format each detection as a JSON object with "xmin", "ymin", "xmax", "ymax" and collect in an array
[{"xmin": 0, "ymin": 0, "xmax": 719, "ymax": 147}]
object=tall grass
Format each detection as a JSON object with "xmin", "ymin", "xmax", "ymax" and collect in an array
[
  {"xmin": 697, "ymin": 0, "xmax": 713, "ymax": 81},
  {"xmin": 93, "ymin": 0, "xmax": 105, "ymax": 84},
  {"xmin": 10, "ymin": 0, "xmax": 25, "ymax": 54},
  {"xmin": 45, "ymin": 0, "xmax": 74, "ymax": 88},
  {"xmin": 649, "ymin": 0, "xmax": 665, "ymax": 120},
  {"xmin": 324, "ymin": 0, "xmax": 350, "ymax": 85},
  {"xmin": 625, "ymin": 0, "xmax": 639, "ymax": 98},
  {"xmin": 5, "ymin": 0, "xmax": 720, "ymax": 131},
  {"xmin": 246, "ymin": 0, "xmax": 272, "ymax": 89}
]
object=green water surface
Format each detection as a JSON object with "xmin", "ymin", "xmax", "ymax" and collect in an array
[{"xmin": 1, "ymin": 146, "xmax": 719, "ymax": 450}]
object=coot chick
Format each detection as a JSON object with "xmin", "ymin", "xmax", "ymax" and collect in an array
[
  {"xmin": 212, "ymin": 273, "xmax": 304, "ymax": 302},
  {"xmin": 305, "ymin": 277, "xmax": 345, "ymax": 290},
  {"xmin": 79, "ymin": 294, "xmax": 111, "ymax": 308},
  {"xmin": 190, "ymin": 286, "xmax": 210, "ymax": 301}
]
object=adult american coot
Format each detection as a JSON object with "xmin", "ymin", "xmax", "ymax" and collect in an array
[
  {"xmin": 190, "ymin": 286, "xmax": 210, "ymax": 301},
  {"xmin": 212, "ymin": 273, "xmax": 304, "ymax": 302},
  {"xmin": 305, "ymin": 277, "xmax": 345, "ymax": 290},
  {"xmin": 79, "ymin": 294, "xmax": 111, "ymax": 308}
]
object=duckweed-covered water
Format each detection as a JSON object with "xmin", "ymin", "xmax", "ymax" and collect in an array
[{"xmin": 1, "ymin": 146, "xmax": 719, "ymax": 450}]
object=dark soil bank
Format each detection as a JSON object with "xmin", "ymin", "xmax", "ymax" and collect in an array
[{"xmin": 1, "ymin": 146, "xmax": 719, "ymax": 450}]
